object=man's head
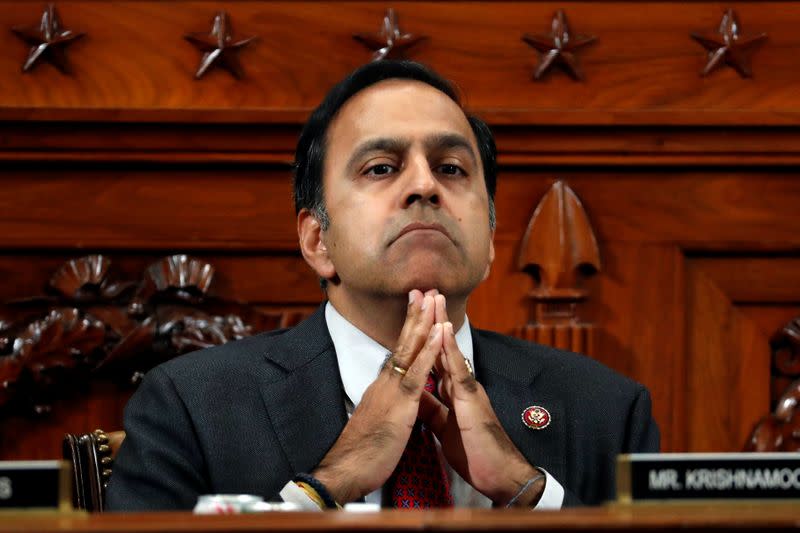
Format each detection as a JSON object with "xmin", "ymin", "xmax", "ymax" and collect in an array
[{"xmin": 294, "ymin": 61, "xmax": 496, "ymax": 302}]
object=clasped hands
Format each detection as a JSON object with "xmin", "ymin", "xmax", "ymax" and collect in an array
[{"xmin": 312, "ymin": 289, "xmax": 544, "ymax": 507}]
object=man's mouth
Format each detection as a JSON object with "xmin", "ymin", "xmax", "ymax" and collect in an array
[{"xmin": 392, "ymin": 222, "xmax": 452, "ymax": 244}]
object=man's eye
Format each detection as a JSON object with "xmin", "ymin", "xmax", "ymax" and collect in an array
[
  {"xmin": 437, "ymin": 164, "xmax": 466, "ymax": 176},
  {"xmin": 365, "ymin": 164, "xmax": 396, "ymax": 176}
]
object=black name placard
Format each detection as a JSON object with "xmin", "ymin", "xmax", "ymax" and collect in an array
[
  {"xmin": 617, "ymin": 453, "xmax": 800, "ymax": 503},
  {"xmin": 0, "ymin": 461, "xmax": 72, "ymax": 511}
]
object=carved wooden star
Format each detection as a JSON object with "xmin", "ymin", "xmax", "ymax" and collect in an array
[
  {"xmin": 353, "ymin": 9, "xmax": 426, "ymax": 61},
  {"xmin": 522, "ymin": 10, "xmax": 596, "ymax": 81},
  {"xmin": 184, "ymin": 12, "xmax": 256, "ymax": 80},
  {"xmin": 691, "ymin": 9, "xmax": 767, "ymax": 78},
  {"xmin": 11, "ymin": 4, "xmax": 84, "ymax": 74}
]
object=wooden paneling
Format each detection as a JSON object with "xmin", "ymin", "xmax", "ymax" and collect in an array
[
  {"xmin": 0, "ymin": 166, "xmax": 797, "ymax": 456},
  {"xmin": 0, "ymin": 251, "xmax": 323, "ymax": 460},
  {"xmin": 688, "ymin": 258, "xmax": 800, "ymax": 303},
  {"xmin": 0, "ymin": 382, "xmax": 133, "ymax": 460},
  {"xmin": 0, "ymin": 166, "xmax": 297, "ymax": 250},
  {"xmin": 584, "ymin": 244, "xmax": 687, "ymax": 452},
  {"xmin": 473, "ymin": 172, "xmax": 800, "ymax": 452},
  {"xmin": 1, "ymin": 0, "xmax": 799, "ymax": 463},
  {"xmin": 1, "ymin": 2, "xmax": 800, "ymax": 124},
  {"xmin": 4, "ymin": 169, "xmax": 799, "ymax": 251},
  {"xmin": 686, "ymin": 262, "xmax": 770, "ymax": 451},
  {"xmin": 495, "ymin": 172, "xmax": 800, "ymax": 248},
  {"xmin": 739, "ymin": 306, "xmax": 800, "ymax": 336}
]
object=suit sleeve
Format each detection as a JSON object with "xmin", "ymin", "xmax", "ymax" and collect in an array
[
  {"xmin": 561, "ymin": 487, "xmax": 583, "ymax": 507},
  {"xmin": 562, "ymin": 384, "xmax": 660, "ymax": 508},
  {"xmin": 625, "ymin": 385, "xmax": 660, "ymax": 454},
  {"xmin": 105, "ymin": 366, "xmax": 209, "ymax": 511}
]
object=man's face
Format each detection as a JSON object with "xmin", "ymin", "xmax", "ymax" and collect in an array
[{"xmin": 318, "ymin": 79, "xmax": 495, "ymax": 299}]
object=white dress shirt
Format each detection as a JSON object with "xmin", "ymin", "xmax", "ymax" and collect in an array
[{"xmin": 280, "ymin": 302, "xmax": 564, "ymax": 510}]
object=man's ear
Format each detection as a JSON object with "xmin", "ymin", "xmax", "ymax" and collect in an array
[
  {"xmin": 482, "ymin": 228, "xmax": 496, "ymax": 282},
  {"xmin": 297, "ymin": 208, "xmax": 336, "ymax": 281}
]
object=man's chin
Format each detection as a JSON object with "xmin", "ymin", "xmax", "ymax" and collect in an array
[
  {"xmin": 376, "ymin": 252, "xmax": 485, "ymax": 296},
  {"xmin": 393, "ymin": 272, "xmax": 469, "ymax": 297}
]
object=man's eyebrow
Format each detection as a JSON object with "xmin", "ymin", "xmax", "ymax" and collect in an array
[
  {"xmin": 423, "ymin": 133, "xmax": 478, "ymax": 166},
  {"xmin": 345, "ymin": 138, "xmax": 410, "ymax": 171}
]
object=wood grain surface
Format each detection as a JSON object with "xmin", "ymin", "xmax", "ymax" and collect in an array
[
  {"xmin": 1, "ymin": 2, "xmax": 799, "ymax": 124},
  {"xmin": 0, "ymin": 504, "xmax": 799, "ymax": 532},
  {"xmin": 1, "ymin": 0, "xmax": 799, "ymax": 462}
]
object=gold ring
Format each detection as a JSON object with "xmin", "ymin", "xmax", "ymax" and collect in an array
[
  {"xmin": 391, "ymin": 365, "xmax": 408, "ymax": 376},
  {"xmin": 464, "ymin": 358, "xmax": 474, "ymax": 376}
]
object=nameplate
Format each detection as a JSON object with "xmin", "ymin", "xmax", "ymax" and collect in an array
[
  {"xmin": 0, "ymin": 461, "xmax": 72, "ymax": 511},
  {"xmin": 617, "ymin": 453, "xmax": 800, "ymax": 503}
]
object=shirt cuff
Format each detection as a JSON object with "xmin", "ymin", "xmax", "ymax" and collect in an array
[
  {"xmin": 279, "ymin": 481, "xmax": 325, "ymax": 511},
  {"xmin": 532, "ymin": 468, "xmax": 564, "ymax": 510}
]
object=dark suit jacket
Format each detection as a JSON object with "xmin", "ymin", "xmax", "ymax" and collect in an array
[{"xmin": 106, "ymin": 304, "xmax": 659, "ymax": 511}]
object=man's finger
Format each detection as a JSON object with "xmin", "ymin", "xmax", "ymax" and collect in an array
[
  {"xmin": 402, "ymin": 322, "xmax": 442, "ymax": 392},
  {"xmin": 434, "ymin": 294, "xmax": 448, "ymax": 325},
  {"xmin": 418, "ymin": 390, "xmax": 448, "ymax": 437},
  {"xmin": 430, "ymin": 295, "xmax": 449, "ymax": 377},
  {"xmin": 389, "ymin": 292, "xmax": 434, "ymax": 371},
  {"xmin": 442, "ymin": 322, "xmax": 478, "ymax": 394},
  {"xmin": 437, "ymin": 371, "xmax": 454, "ymax": 408}
]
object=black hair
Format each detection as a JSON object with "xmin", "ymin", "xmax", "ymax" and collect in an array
[{"xmin": 292, "ymin": 60, "xmax": 497, "ymax": 230}]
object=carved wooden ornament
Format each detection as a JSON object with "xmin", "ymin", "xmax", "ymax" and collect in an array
[
  {"xmin": 0, "ymin": 255, "xmax": 309, "ymax": 417},
  {"xmin": 745, "ymin": 317, "xmax": 800, "ymax": 451},
  {"xmin": 185, "ymin": 11, "xmax": 257, "ymax": 79},
  {"xmin": 770, "ymin": 318, "xmax": 800, "ymax": 406},
  {"xmin": 745, "ymin": 380, "xmax": 800, "ymax": 452},
  {"xmin": 518, "ymin": 181, "xmax": 601, "ymax": 295},
  {"xmin": 515, "ymin": 181, "xmax": 601, "ymax": 354},
  {"xmin": 691, "ymin": 9, "xmax": 767, "ymax": 78},
  {"xmin": 522, "ymin": 10, "xmax": 596, "ymax": 81},
  {"xmin": 11, "ymin": 4, "xmax": 85, "ymax": 74},
  {"xmin": 353, "ymin": 8, "xmax": 426, "ymax": 61}
]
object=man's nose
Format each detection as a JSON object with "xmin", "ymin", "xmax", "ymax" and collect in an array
[{"xmin": 402, "ymin": 157, "xmax": 440, "ymax": 208}]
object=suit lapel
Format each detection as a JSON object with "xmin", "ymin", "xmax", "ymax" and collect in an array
[
  {"xmin": 256, "ymin": 304, "xmax": 349, "ymax": 474},
  {"xmin": 473, "ymin": 329, "xmax": 567, "ymax": 482}
]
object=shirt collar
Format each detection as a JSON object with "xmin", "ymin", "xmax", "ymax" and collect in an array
[{"xmin": 325, "ymin": 301, "xmax": 474, "ymax": 408}]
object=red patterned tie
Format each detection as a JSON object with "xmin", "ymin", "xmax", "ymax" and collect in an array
[{"xmin": 389, "ymin": 374, "xmax": 454, "ymax": 508}]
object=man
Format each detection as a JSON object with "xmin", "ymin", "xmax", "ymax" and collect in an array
[{"xmin": 107, "ymin": 60, "xmax": 659, "ymax": 511}]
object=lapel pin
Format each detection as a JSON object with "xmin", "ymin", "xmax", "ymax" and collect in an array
[{"xmin": 521, "ymin": 405, "xmax": 551, "ymax": 430}]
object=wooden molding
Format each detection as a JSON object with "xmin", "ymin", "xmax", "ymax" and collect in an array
[
  {"xmin": 2, "ymin": 2, "xmax": 800, "ymax": 125},
  {"xmin": 513, "ymin": 181, "xmax": 600, "ymax": 355},
  {"xmin": 6, "ymin": 124, "xmax": 800, "ymax": 167}
]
